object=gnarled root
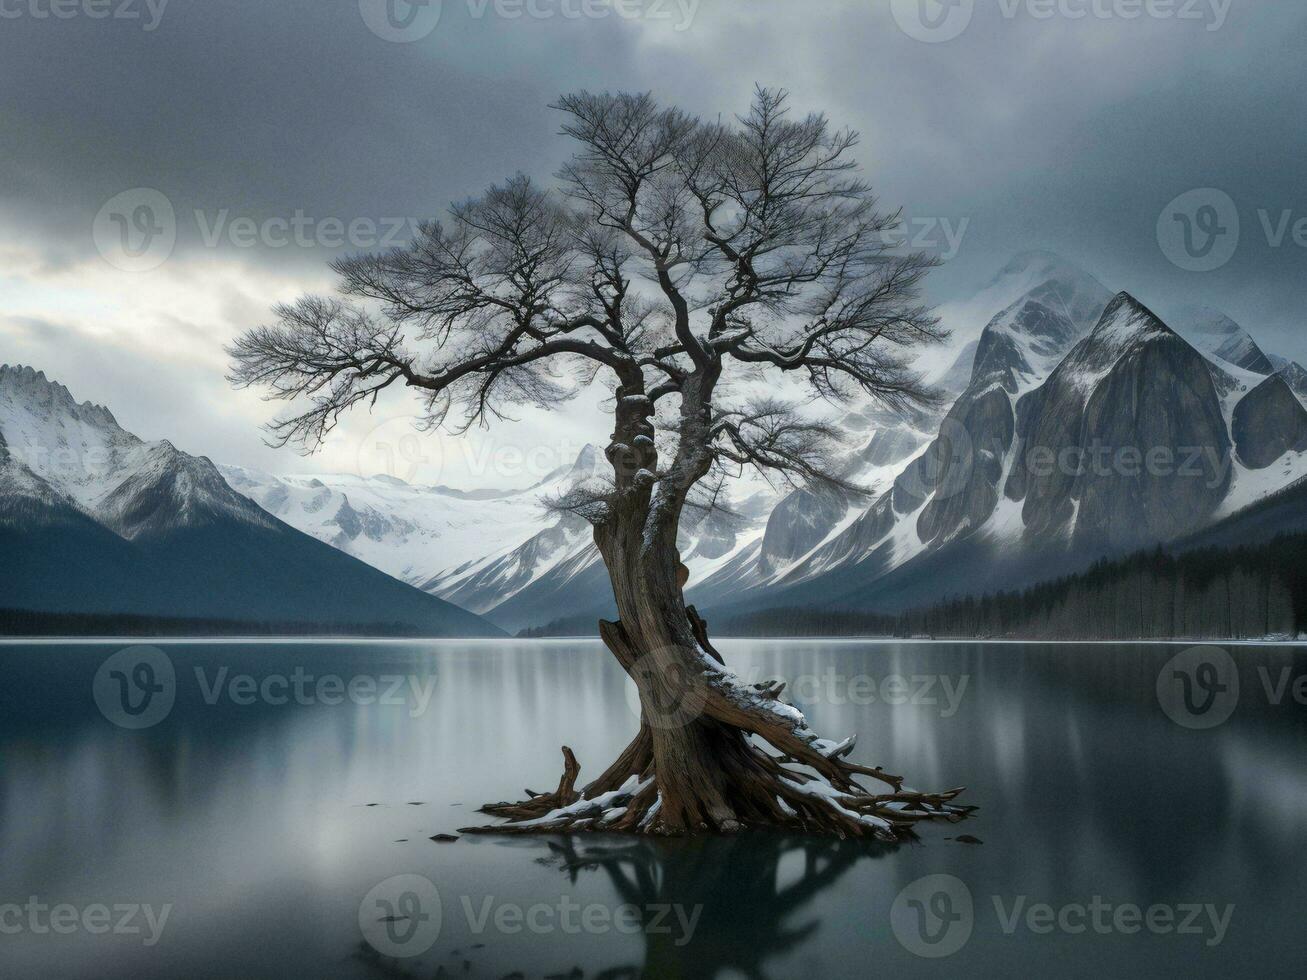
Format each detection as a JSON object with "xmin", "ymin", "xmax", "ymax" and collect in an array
[{"xmin": 460, "ymin": 614, "xmax": 975, "ymax": 842}]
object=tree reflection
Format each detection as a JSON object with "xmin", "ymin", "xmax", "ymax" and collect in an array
[{"xmin": 534, "ymin": 833, "xmax": 892, "ymax": 979}]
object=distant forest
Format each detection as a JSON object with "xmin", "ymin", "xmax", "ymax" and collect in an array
[
  {"xmin": 522, "ymin": 533, "xmax": 1307, "ymax": 641},
  {"xmin": 722, "ymin": 534, "xmax": 1307, "ymax": 641}
]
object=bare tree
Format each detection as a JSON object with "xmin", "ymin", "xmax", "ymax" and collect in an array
[{"xmin": 229, "ymin": 88, "xmax": 972, "ymax": 839}]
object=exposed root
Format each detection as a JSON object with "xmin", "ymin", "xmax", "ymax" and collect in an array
[
  {"xmin": 478, "ymin": 745, "xmax": 582, "ymax": 821},
  {"xmin": 460, "ymin": 612, "xmax": 976, "ymax": 842}
]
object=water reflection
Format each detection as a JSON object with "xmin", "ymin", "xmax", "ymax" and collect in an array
[{"xmin": 0, "ymin": 640, "xmax": 1304, "ymax": 978}]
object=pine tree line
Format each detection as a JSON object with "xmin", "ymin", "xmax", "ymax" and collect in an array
[{"xmin": 720, "ymin": 533, "xmax": 1307, "ymax": 640}]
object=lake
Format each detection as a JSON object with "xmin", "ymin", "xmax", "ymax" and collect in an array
[{"xmin": 1, "ymin": 638, "xmax": 1304, "ymax": 978}]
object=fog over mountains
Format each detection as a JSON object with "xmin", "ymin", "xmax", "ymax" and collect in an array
[{"xmin": 5, "ymin": 251, "xmax": 1307, "ymax": 634}]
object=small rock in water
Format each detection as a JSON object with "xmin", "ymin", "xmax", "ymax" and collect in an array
[
  {"xmin": 407, "ymin": 801, "xmax": 426, "ymax": 806},
  {"xmin": 429, "ymin": 833, "xmax": 460, "ymax": 843}
]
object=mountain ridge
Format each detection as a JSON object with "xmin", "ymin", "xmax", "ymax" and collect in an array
[{"xmin": 0, "ymin": 365, "xmax": 503, "ymax": 636}]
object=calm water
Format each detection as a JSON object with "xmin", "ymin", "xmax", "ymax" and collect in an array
[{"xmin": 1, "ymin": 638, "xmax": 1305, "ymax": 978}]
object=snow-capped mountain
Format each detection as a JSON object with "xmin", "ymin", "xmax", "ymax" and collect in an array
[
  {"xmin": 1170, "ymin": 305, "xmax": 1276, "ymax": 375},
  {"xmin": 194, "ymin": 251, "xmax": 1307, "ymax": 631},
  {"xmin": 922, "ymin": 249, "xmax": 1115, "ymax": 387},
  {"xmin": 682, "ymin": 250, "xmax": 1116, "ymax": 606},
  {"xmin": 702, "ymin": 289, "xmax": 1307, "ymax": 618},
  {"xmin": 222, "ymin": 444, "xmax": 783, "ymax": 631},
  {"xmin": 220, "ymin": 444, "xmax": 606, "ymax": 590},
  {"xmin": 0, "ymin": 364, "xmax": 501, "ymax": 635}
]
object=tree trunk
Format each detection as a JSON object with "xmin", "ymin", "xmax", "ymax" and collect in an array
[{"xmin": 462, "ymin": 501, "xmax": 975, "ymax": 840}]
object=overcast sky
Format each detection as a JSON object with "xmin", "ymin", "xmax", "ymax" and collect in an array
[{"xmin": 2, "ymin": 0, "xmax": 1304, "ymax": 487}]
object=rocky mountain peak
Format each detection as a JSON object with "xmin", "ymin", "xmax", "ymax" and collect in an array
[
  {"xmin": 0, "ymin": 363, "xmax": 121, "ymax": 431},
  {"xmin": 1089, "ymin": 292, "xmax": 1173, "ymax": 350},
  {"xmin": 1170, "ymin": 306, "xmax": 1275, "ymax": 375}
]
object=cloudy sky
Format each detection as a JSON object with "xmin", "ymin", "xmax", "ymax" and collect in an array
[{"xmin": 2, "ymin": 0, "xmax": 1304, "ymax": 488}]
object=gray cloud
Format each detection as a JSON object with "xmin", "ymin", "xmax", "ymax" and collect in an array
[{"xmin": 2, "ymin": 0, "xmax": 1304, "ymax": 476}]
